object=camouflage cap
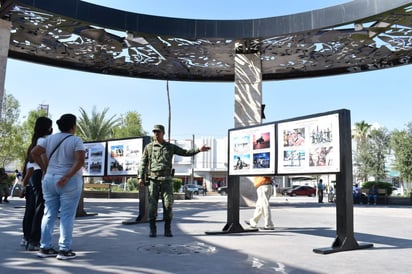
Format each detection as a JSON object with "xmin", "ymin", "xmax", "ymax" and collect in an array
[{"xmin": 152, "ymin": 124, "xmax": 165, "ymax": 132}]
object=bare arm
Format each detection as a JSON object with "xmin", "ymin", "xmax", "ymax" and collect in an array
[
  {"xmin": 31, "ymin": 145, "xmax": 47, "ymax": 174},
  {"xmin": 21, "ymin": 167, "xmax": 34, "ymax": 187}
]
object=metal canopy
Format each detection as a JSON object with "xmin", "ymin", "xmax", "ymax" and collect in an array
[{"xmin": 1, "ymin": 0, "xmax": 412, "ymax": 81}]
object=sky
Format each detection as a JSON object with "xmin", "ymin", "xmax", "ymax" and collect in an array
[{"xmin": 4, "ymin": 0, "xmax": 412, "ymax": 140}]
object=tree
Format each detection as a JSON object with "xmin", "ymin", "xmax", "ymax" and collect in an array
[
  {"xmin": 0, "ymin": 94, "xmax": 23, "ymax": 168},
  {"xmin": 77, "ymin": 106, "xmax": 120, "ymax": 141},
  {"xmin": 390, "ymin": 123, "xmax": 412, "ymax": 194},
  {"xmin": 112, "ymin": 111, "xmax": 146, "ymax": 138},
  {"xmin": 366, "ymin": 127, "xmax": 390, "ymax": 181},
  {"xmin": 18, "ymin": 109, "xmax": 49, "ymax": 163},
  {"xmin": 352, "ymin": 120, "xmax": 372, "ymax": 182}
]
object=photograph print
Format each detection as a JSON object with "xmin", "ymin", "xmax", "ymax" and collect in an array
[
  {"xmin": 277, "ymin": 112, "xmax": 340, "ymax": 174},
  {"xmin": 107, "ymin": 138, "xmax": 144, "ymax": 176},
  {"xmin": 283, "ymin": 149, "xmax": 305, "ymax": 167},
  {"xmin": 253, "ymin": 152, "xmax": 270, "ymax": 169},
  {"xmin": 83, "ymin": 142, "xmax": 106, "ymax": 176},
  {"xmin": 253, "ymin": 131, "xmax": 270, "ymax": 150},
  {"xmin": 229, "ymin": 123, "xmax": 275, "ymax": 175},
  {"xmin": 283, "ymin": 127, "xmax": 305, "ymax": 147}
]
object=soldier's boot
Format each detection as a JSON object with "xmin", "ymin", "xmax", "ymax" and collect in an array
[
  {"xmin": 164, "ymin": 220, "xmax": 173, "ymax": 237},
  {"xmin": 149, "ymin": 220, "xmax": 157, "ymax": 237}
]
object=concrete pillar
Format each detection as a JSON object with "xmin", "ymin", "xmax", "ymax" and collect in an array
[
  {"xmin": 0, "ymin": 19, "xmax": 11, "ymax": 118},
  {"xmin": 234, "ymin": 53, "xmax": 263, "ymax": 207}
]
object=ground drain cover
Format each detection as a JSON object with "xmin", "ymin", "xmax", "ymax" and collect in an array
[{"xmin": 138, "ymin": 241, "xmax": 217, "ymax": 256}]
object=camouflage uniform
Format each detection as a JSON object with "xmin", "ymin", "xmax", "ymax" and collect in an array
[{"xmin": 138, "ymin": 140, "xmax": 200, "ymax": 236}]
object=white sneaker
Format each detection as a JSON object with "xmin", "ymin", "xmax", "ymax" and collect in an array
[{"xmin": 244, "ymin": 220, "xmax": 257, "ymax": 228}]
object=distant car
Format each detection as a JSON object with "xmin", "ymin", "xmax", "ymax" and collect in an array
[
  {"xmin": 328, "ymin": 191, "xmax": 368, "ymax": 204},
  {"xmin": 182, "ymin": 184, "xmax": 202, "ymax": 195},
  {"xmin": 217, "ymin": 186, "xmax": 228, "ymax": 195},
  {"xmin": 286, "ymin": 186, "xmax": 316, "ymax": 197},
  {"xmin": 280, "ymin": 187, "xmax": 292, "ymax": 196}
]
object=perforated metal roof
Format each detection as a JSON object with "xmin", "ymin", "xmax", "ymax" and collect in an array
[{"xmin": 1, "ymin": 0, "xmax": 412, "ymax": 81}]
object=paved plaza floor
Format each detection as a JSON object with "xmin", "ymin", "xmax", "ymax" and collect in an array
[{"xmin": 1, "ymin": 194, "xmax": 411, "ymax": 274}]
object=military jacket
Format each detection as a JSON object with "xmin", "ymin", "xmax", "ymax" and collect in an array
[{"xmin": 138, "ymin": 141, "xmax": 200, "ymax": 179}]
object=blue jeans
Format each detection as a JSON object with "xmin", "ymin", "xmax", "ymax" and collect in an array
[
  {"xmin": 368, "ymin": 194, "xmax": 377, "ymax": 204},
  {"xmin": 41, "ymin": 174, "xmax": 82, "ymax": 251}
]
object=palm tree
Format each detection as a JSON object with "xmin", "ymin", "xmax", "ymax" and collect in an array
[
  {"xmin": 352, "ymin": 120, "xmax": 372, "ymax": 183},
  {"xmin": 77, "ymin": 106, "xmax": 120, "ymax": 141},
  {"xmin": 352, "ymin": 120, "xmax": 372, "ymax": 149}
]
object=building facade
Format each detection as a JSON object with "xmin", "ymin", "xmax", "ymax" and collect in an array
[{"xmin": 171, "ymin": 136, "xmax": 228, "ymax": 192}]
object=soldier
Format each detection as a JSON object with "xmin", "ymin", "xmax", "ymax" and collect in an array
[{"xmin": 138, "ymin": 124, "xmax": 211, "ymax": 237}]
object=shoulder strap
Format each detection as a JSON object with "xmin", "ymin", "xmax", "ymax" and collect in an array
[{"xmin": 49, "ymin": 135, "xmax": 73, "ymax": 160}]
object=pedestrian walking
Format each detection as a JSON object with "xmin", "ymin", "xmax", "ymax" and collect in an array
[{"xmin": 244, "ymin": 176, "xmax": 274, "ymax": 230}]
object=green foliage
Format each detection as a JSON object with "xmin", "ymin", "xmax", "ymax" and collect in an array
[
  {"xmin": 361, "ymin": 181, "xmax": 393, "ymax": 195},
  {"xmin": 127, "ymin": 177, "xmax": 139, "ymax": 191},
  {"xmin": 390, "ymin": 125, "xmax": 412, "ymax": 185},
  {"xmin": 0, "ymin": 94, "xmax": 23, "ymax": 167},
  {"xmin": 6, "ymin": 173, "xmax": 16, "ymax": 186},
  {"xmin": 366, "ymin": 128, "xmax": 390, "ymax": 181},
  {"xmin": 112, "ymin": 111, "xmax": 147, "ymax": 138},
  {"xmin": 353, "ymin": 122, "xmax": 391, "ymax": 183},
  {"xmin": 352, "ymin": 120, "xmax": 372, "ymax": 182},
  {"xmin": 77, "ymin": 106, "xmax": 120, "ymax": 141},
  {"xmin": 19, "ymin": 109, "xmax": 49, "ymax": 163},
  {"xmin": 172, "ymin": 178, "xmax": 182, "ymax": 193},
  {"xmin": 110, "ymin": 184, "xmax": 125, "ymax": 192}
]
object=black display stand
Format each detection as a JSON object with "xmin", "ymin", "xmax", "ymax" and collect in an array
[
  {"xmin": 313, "ymin": 110, "xmax": 373, "ymax": 253},
  {"xmin": 76, "ymin": 182, "xmax": 98, "ymax": 217},
  {"xmin": 206, "ymin": 109, "xmax": 373, "ymax": 254},
  {"xmin": 122, "ymin": 185, "xmax": 149, "ymax": 225},
  {"xmin": 206, "ymin": 176, "xmax": 258, "ymax": 235}
]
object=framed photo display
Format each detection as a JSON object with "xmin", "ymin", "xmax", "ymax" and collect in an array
[
  {"xmin": 83, "ymin": 142, "xmax": 106, "ymax": 176},
  {"xmin": 229, "ymin": 123, "xmax": 275, "ymax": 175},
  {"xmin": 106, "ymin": 138, "xmax": 144, "ymax": 176},
  {"xmin": 277, "ymin": 112, "xmax": 340, "ymax": 174}
]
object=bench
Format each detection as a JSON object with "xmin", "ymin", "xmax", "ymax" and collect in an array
[
  {"xmin": 84, "ymin": 183, "xmax": 112, "ymax": 198},
  {"xmin": 360, "ymin": 188, "xmax": 388, "ymax": 204}
]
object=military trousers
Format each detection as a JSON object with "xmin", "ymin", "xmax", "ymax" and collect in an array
[{"xmin": 148, "ymin": 178, "xmax": 174, "ymax": 222}]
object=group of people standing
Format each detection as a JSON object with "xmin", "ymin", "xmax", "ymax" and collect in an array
[{"xmin": 20, "ymin": 114, "xmax": 85, "ymax": 260}]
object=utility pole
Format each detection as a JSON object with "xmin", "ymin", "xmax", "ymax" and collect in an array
[
  {"xmin": 190, "ymin": 134, "xmax": 195, "ymax": 184},
  {"xmin": 39, "ymin": 104, "xmax": 49, "ymax": 116},
  {"xmin": 166, "ymin": 81, "xmax": 171, "ymax": 142}
]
